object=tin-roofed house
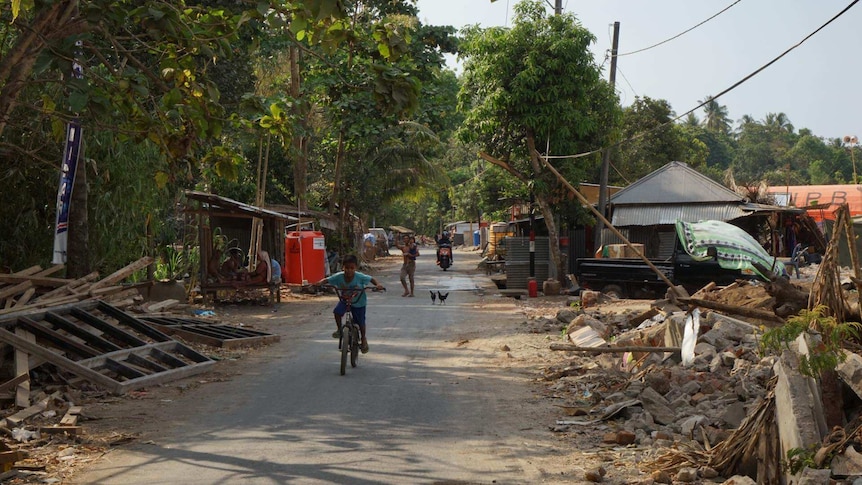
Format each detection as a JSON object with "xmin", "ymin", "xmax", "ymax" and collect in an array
[{"xmin": 602, "ymin": 161, "xmax": 804, "ymax": 260}]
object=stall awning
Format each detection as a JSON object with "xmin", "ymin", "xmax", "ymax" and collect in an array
[{"xmin": 185, "ymin": 191, "xmax": 296, "ymax": 221}]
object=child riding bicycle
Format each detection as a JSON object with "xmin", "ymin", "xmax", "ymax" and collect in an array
[{"xmin": 313, "ymin": 254, "xmax": 384, "ymax": 354}]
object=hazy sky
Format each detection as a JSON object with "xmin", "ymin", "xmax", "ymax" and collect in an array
[{"xmin": 414, "ymin": 0, "xmax": 862, "ymax": 141}]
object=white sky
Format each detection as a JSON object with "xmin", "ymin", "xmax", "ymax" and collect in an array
[{"xmin": 414, "ymin": 0, "xmax": 862, "ymax": 141}]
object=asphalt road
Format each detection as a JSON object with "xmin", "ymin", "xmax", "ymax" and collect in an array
[{"xmin": 74, "ymin": 250, "xmax": 550, "ymax": 484}]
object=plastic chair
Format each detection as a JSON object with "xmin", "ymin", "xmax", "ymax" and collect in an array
[{"xmin": 783, "ymin": 243, "xmax": 804, "ymax": 279}]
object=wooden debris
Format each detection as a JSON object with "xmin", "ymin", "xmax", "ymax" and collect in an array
[
  {"xmin": 60, "ymin": 406, "xmax": 82, "ymax": 426},
  {"xmin": 678, "ymin": 297, "xmax": 785, "ymax": 324},
  {"xmin": 4, "ymin": 391, "xmax": 60, "ymax": 427},
  {"xmin": 550, "ymin": 344, "xmax": 680, "ymax": 353},
  {"xmin": 89, "ymin": 256, "xmax": 153, "ymax": 291},
  {"xmin": 38, "ymin": 425, "xmax": 80, "ymax": 436}
]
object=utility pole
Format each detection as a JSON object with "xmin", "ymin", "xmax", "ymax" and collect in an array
[
  {"xmin": 554, "ymin": 0, "xmax": 562, "ymax": 15},
  {"xmin": 594, "ymin": 21, "xmax": 620, "ymax": 251}
]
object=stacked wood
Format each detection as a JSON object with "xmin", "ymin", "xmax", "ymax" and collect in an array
[{"xmin": 0, "ymin": 257, "xmax": 153, "ymax": 318}]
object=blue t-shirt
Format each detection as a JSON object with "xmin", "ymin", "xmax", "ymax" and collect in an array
[
  {"xmin": 326, "ymin": 271, "xmax": 373, "ymax": 307},
  {"xmin": 270, "ymin": 259, "xmax": 282, "ymax": 283}
]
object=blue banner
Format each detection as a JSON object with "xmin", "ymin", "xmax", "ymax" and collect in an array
[{"xmin": 52, "ymin": 49, "xmax": 84, "ymax": 264}]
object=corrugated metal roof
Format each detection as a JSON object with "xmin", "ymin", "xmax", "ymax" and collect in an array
[
  {"xmin": 185, "ymin": 191, "xmax": 295, "ymax": 220},
  {"xmin": 611, "ymin": 203, "xmax": 748, "ymax": 226},
  {"xmin": 610, "ymin": 161, "xmax": 742, "ymax": 205}
]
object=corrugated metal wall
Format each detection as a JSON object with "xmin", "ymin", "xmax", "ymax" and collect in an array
[{"xmin": 506, "ymin": 237, "xmax": 550, "ymax": 289}]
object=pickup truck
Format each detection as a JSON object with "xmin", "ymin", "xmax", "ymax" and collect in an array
[{"xmin": 575, "ymin": 247, "xmax": 766, "ymax": 299}]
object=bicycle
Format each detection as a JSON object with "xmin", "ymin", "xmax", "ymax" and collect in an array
[{"xmin": 327, "ymin": 285, "xmax": 384, "ymax": 375}]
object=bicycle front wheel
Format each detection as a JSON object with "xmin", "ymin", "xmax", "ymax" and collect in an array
[
  {"xmin": 340, "ymin": 324, "xmax": 350, "ymax": 376},
  {"xmin": 350, "ymin": 324, "xmax": 359, "ymax": 368}
]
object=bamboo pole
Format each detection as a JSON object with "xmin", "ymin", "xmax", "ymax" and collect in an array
[{"xmin": 537, "ymin": 155, "xmax": 677, "ymax": 292}]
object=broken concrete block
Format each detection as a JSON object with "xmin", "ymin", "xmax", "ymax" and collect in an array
[
  {"xmin": 797, "ymin": 467, "xmax": 831, "ymax": 484},
  {"xmin": 774, "ymin": 334, "xmax": 828, "ymax": 484},
  {"xmin": 675, "ymin": 467, "xmax": 697, "ymax": 482},
  {"xmin": 678, "ymin": 380, "xmax": 701, "ymax": 396},
  {"xmin": 836, "ymin": 350, "xmax": 862, "ymax": 401},
  {"xmin": 719, "ymin": 401, "xmax": 747, "ymax": 428},
  {"xmin": 556, "ymin": 308, "xmax": 579, "ymax": 324},
  {"xmin": 679, "ymin": 414, "xmax": 708, "ymax": 436},
  {"xmin": 643, "ymin": 373, "xmax": 670, "ymax": 396},
  {"xmin": 832, "ymin": 444, "xmax": 862, "ymax": 477},
  {"xmin": 721, "ymin": 476, "xmax": 756, "ymax": 485},
  {"xmin": 707, "ymin": 312, "xmax": 757, "ymax": 342},
  {"xmin": 640, "ymin": 387, "xmax": 676, "ymax": 425},
  {"xmin": 651, "ymin": 470, "xmax": 672, "ymax": 484}
]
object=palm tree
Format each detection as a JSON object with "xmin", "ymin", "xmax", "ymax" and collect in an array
[
  {"xmin": 699, "ymin": 95, "xmax": 731, "ymax": 134},
  {"xmin": 762, "ymin": 112, "xmax": 794, "ymax": 134},
  {"xmin": 682, "ymin": 112, "xmax": 700, "ymax": 127}
]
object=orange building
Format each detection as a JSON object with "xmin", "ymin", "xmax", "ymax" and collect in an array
[{"xmin": 767, "ymin": 185, "xmax": 862, "ymax": 221}]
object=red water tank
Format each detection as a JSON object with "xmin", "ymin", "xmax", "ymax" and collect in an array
[
  {"xmin": 527, "ymin": 278, "xmax": 538, "ymax": 298},
  {"xmin": 284, "ymin": 231, "xmax": 326, "ymax": 285}
]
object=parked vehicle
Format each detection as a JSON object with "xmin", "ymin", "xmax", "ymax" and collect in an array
[{"xmin": 576, "ymin": 247, "xmax": 780, "ymax": 299}]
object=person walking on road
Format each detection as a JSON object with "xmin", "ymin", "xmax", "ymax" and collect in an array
[{"xmin": 396, "ymin": 235, "xmax": 419, "ymax": 297}]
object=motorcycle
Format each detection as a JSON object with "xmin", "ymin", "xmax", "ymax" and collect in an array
[{"xmin": 437, "ymin": 243, "xmax": 452, "ymax": 270}]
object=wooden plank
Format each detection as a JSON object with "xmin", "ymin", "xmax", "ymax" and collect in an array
[
  {"xmin": 60, "ymin": 405, "xmax": 82, "ymax": 426},
  {"xmin": 0, "ymin": 450, "xmax": 25, "ymax": 464},
  {"xmin": 77, "ymin": 342, "xmax": 185, "ymax": 368},
  {"xmin": 17, "ymin": 318, "xmax": 100, "ymax": 359},
  {"xmin": 33, "ymin": 272, "xmax": 99, "ymax": 302},
  {"xmin": 126, "ymin": 353, "xmax": 168, "ymax": 373},
  {"xmin": 0, "ymin": 281, "xmax": 33, "ymax": 301},
  {"xmin": 0, "ymin": 275, "xmax": 72, "ymax": 287},
  {"xmin": 69, "ymin": 308, "xmax": 146, "ymax": 347},
  {"xmin": 0, "ymin": 374, "xmax": 29, "ymax": 394},
  {"xmin": 33, "ymin": 265, "xmax": 65, "ymax": 277},
  {"xmin": 5, "ymin": 391, "xmax": 59, "ymax": 426},
  {"xmin": 14, "ymin": 328, "xmax": 32, "ymax": 408},
  {"xmin": 0, "ymin": 329, "xmax": 122, "ymax": 394},
  {"xmin": 115, "ymin": 359, "xmax": 214, "ymax": 394},
  {"xmin": 39, "ymin": 426, "xmax": 80, "ymax": 436},
  {"xmin": 550, "ymin": 344, "xmax": 681, "ymax": 353},
  {"xmin": 679, "ymin": 297, "xmax": 785, "ymax": 323},
  {"xmin": 104, "ymin": 358, "xmax": 147, "ymax": 379},
  {"xmin": 12, "ymin": 288, "xmax": 36, "ymax": 308},
  {"xmin": 97, "ymin": 302, "xmax": 172, "ymax": 342},
  {"xmin": 44, "ymin": 312, "xmax": 122, "ymax": 353},
  {"xmin": 89, "ymin": 256, "xmax": 154, "ymax": 290},
  {"xmin": 0, "ymin": 300, "xmax": 99, "ymax": 326},
  {"xmin": 142, "ymin": 299, "xmax": 180, "ymax": 313}
]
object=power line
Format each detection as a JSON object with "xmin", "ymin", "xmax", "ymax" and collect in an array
[
  {"xmin": 616, "ymin": 66, "xmax": 638, "ymax": 98},
  {"xmin": 545, "ymin": 0, "xmax": 860, "ymax": 162},
  {"xmin": 616, "ymin": 0, "xmax": 743, "ymax": 57}
]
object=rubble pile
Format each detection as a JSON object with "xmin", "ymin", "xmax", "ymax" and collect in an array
[{"xmin": 536, "ymin": 277, "xmax": 862, "ymax": 483}]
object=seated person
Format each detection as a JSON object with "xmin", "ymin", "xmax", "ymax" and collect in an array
[
  {"xmin": 207, "ymin": 248, "xmax": 225, "ymax": 283},
  {"xmin": 220, "ymin": 249, "xmax": 246, "ymax": 281},
  {"xmin": 233, "ymin": 250, "xmax": 272, "ymax": 287}
]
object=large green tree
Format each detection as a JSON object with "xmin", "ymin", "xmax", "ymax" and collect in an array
[{"xmin": 458, "ymin": 0, "xmax": 619, "ymax": 281}]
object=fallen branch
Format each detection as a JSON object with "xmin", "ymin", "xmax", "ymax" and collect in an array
[
  {"xmin": 679, "ymin": 297, "xmax": 785, "ymax": 324},
  {"xmin": 550, "ymin": 344, "xmax": 680, "ymax": 353}
]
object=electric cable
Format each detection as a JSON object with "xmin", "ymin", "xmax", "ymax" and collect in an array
[
  {"xmin": 542, "ymin": 0, "xmax": 860, "ymax": 161},
  {"xmin": 616, "ymin": 0, "xmax": 743, "ymax": 57}
]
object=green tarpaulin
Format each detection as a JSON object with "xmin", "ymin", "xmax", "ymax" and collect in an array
[{"xmin": 675, "ymin": 220, "xmax": 783, "ymax": 280}]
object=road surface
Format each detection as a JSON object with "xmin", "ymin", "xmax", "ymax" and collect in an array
[{"xmin": 74, "ymin": 249, "xmax": 557, "ymax": 484}]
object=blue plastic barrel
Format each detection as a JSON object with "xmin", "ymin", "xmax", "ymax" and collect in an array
[{"xmin": 473, "ymin": 230, "xmax": 480, "ymax": 246}]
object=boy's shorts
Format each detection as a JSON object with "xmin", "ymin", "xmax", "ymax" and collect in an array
[{"xmin": 334, "ymin": 302, "xmax": 367, "ymax": 328}]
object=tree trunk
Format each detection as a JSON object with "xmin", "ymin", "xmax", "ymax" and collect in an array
[
  {"xmin": 289, "ymin": 44, "xmax": 307, "ymax": 211},
  {"xmin": 0, "ymin": 0, "xmax": 79, "ymax": 139},
  {"xmin": 534, "ymin": 195, "xmax": 565, "ymax": 284},
  {"xmin": 329, "ymin": 131, "xmax": 345, "ymax": 219},
  {"xmin": 66, "ymin": 154, "xmax": 89, "ymax": 278}
]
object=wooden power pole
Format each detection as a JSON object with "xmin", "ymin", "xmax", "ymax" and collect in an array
[{"xmin": 594, "ymin": 21, "xmax": 620, "ymax": 250}]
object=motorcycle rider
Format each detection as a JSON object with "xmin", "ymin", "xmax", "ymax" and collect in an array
[{"xmin": 435, "ymin": 231, "xmax": 453, "ymax": 265}]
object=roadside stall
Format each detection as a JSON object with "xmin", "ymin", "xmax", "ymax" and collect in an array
[{"xmin": 185, "ymin": 191, "xmax": 294, "ymax": 303}]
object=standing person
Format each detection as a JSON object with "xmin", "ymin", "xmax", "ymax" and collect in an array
[
  {"xmin": 314, "ymin": 254, "xmax": 384, "ymax": 353},
  {"xmin": 396, "ymin": 235, "xmax": 419, "ymax": 297}
]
